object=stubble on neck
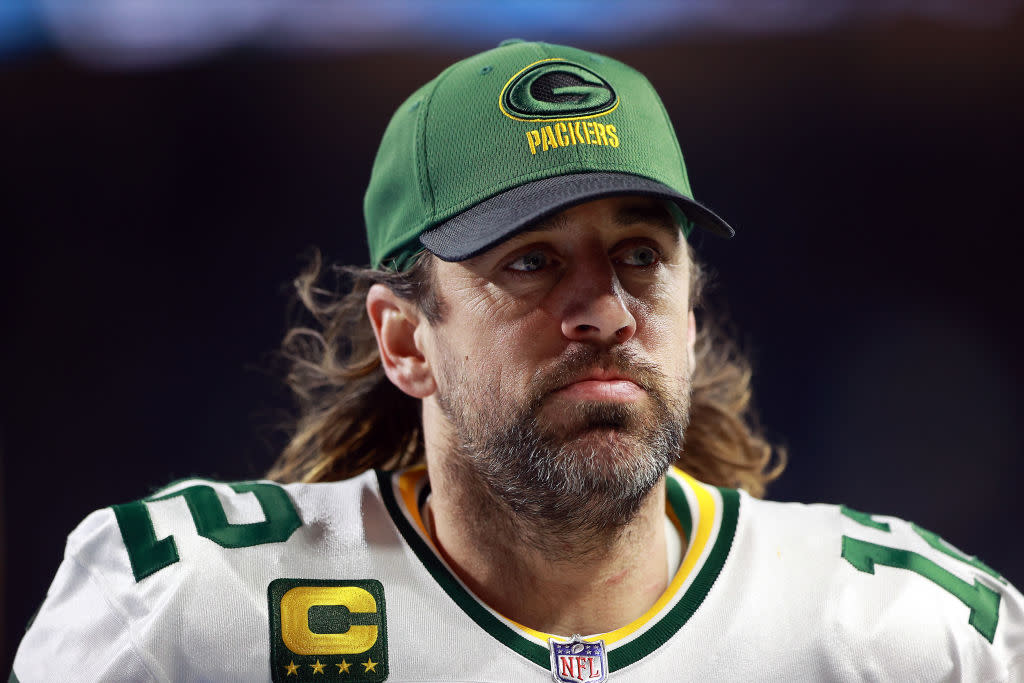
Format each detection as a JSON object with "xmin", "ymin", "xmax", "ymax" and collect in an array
[
  {"xmin": 426, "ymin": 444, "xmax": 671, "ymax": 635},
  {"xmin": 419, "ymin": 342, "xmax": 691, "ymax": 632}
]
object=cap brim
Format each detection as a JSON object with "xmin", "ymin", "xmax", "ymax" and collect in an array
[{"xmin": 419, "ymin": 171, "xmax": 734, "ymax": 262}]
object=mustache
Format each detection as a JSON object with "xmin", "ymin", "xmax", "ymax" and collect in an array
[{"xmin": 527, "ymin": 346, "xmax": 666, "ymax": 404}]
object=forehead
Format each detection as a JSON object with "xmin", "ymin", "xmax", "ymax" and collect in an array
[
  {"xmin": 516, "ymin": 195, "xmax": 678, "ymax": 241},
  {"xmin": 468, "ymin": 195, "xmax": 682, "ymax": 260}
]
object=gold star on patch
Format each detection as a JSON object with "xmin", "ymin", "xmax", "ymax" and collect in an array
[
  {"xmin": 311, "ymin": 659, "xmax": 325, "ymax": 674},
  {"xmin": 336, "ymin": 659, "xmax": 351, "ymax": 674},
  {"xmin": 284, "ymin": 660, "xmax": 300, "ymax": 676},
  {"xmin": 362, "ymin": 657, "xmax": 378, "ymax": 673}
]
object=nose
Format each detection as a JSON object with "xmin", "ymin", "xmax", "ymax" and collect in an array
[{"xmin": 560, "ymin": 263, "xmax": 637, "ymax": 345}]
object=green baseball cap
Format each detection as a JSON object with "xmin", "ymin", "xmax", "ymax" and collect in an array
[{"xmin": 364, "ymin": 39, "xmax": 734, "ymax": 271}]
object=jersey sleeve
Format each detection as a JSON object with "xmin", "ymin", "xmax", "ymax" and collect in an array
[
  {"xmin": 12, "ymin": 477, "xmax": 308, "ymax": 682},
  {"xmin": 11, "ymin": 509, "xmax": 160, "ymax": 682}
]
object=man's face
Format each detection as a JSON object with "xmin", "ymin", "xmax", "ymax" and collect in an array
[{"xmin": 422, "ymin": 195, "xmax": 695, "ymax": 538}]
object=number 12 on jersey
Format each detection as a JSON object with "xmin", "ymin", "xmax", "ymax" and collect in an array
[
  {"xmin": 112, "ymin": 482, "xmax": 302, "ymax": 582},
  {"xmin": 840, "ymin": 507, "xmax": 1003, "ymax": 643}
]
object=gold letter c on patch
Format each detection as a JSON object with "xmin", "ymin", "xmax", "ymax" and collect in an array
[{"xmin": 280, "ymin": 586, "xmax": 379, "ymax": 655}]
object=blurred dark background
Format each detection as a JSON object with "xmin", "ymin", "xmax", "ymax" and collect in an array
[{"xmin": 3, "ymin": 2, "xmax": 1023, "ymax": 671}]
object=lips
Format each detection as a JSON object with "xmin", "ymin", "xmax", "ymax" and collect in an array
[
  {"xmin": 552, "ymin": 370, "xmax": 646, "ymax": 402},
  {"xmin": 556, "ymin": 369, "xmax": 641, "ymax": 391}
]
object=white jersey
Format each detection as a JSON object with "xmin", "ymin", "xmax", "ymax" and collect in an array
[{"xmin": 12, "ymin": 466, "xmax": 1024, "ymax": 682}]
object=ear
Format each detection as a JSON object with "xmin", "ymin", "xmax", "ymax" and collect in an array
[
  {"xmin": 366, "ymin": 283, "xmax": 437, "ymax": 399},
  {"xmin": 687, "ymin": 310, "xmax": 697, "ymax": 371}
]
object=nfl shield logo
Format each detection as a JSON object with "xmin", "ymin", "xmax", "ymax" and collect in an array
[{"xmin": 548, "ymin": 635, "xmax": 609, "ymax": 683}]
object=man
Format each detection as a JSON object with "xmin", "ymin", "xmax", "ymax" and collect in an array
[{"xmin": 12, "ymin": 39, "xmax": 1023, "ymax": 682}]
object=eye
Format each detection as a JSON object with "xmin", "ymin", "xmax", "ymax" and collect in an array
[
  {"xmin": 619, "ymin": 245, "xmax": 660, "ymax": 267},
  {"xmin": 506, "ymin": 249, "xmax": 550, "ymax": 272}
]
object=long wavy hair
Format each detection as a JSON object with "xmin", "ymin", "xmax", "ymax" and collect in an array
[{"xmin": 267, "ymin": 249, "xmax": 786, "ymax": 497}]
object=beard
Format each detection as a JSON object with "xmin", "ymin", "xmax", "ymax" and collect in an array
[{"xmin": 434, "ymin": 344, "xmax": 691, "ymax": 560}]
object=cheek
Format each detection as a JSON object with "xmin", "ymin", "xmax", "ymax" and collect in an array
[
  {"xmin": 634, "ymin": 280, "xmax": 692, "ymax": 376},
  {"xmin": 477, "ymin": 279, "xmax": 561, "ymax": 342},
  {"xmin": 476, "ymin": 315, "xmax": 549, "ymax": 392},
  {"xmin": 435, "ymin": 295, "xmax": 550, "ymax": 397}
]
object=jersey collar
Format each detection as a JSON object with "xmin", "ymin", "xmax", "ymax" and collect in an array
[{"xmin": 376, "ymin": 466, "xmax": 740, "ymax": 673}]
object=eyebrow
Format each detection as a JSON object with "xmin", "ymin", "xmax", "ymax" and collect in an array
[{"xmin": 613, "ymin": 203, "xmax": 679, "ymax": 239}]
